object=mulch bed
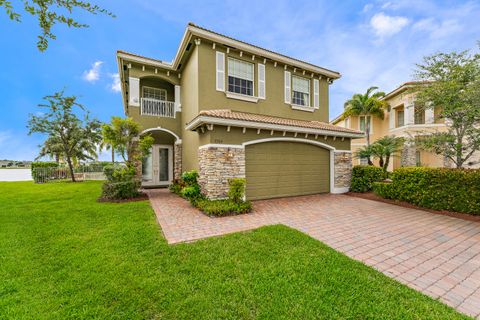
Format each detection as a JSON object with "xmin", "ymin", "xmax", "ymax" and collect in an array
[
  {"xmin": 346, "ymin": 192, "xmax": 480, "ymax": 223},
  {"xmin": 97, "ymin": 192, "xmax": 149, "ymax": 203}
]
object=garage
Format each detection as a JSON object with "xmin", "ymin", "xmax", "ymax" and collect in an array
[{"xmin": 245, "ymin": 141, "xmax": 331, "ymax": 200}]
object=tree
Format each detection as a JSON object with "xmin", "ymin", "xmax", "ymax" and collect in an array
[
  {"xmin": 99, "ymin": 139, "xmax": 115, "ymax": 164},
  {"xmin": 28, "ymin": 90, "xmax": 102, "ymax": 182},
  {"xmin": 413, "ymin": 47, "xmax": 480, "ymax": 168},
  {"xmin": 101, "ymin": 117, "xmax": 154, "ymax": 170},
  {"xmin": 343, "ymin": 86, "xmax": 389, "ymax": 147},
  {"xmin": 1, "ymin": 0, "xmax": 114, "ymax": 51},
  {"xmin": 355, "ymin": 136, "xmax": 404, "ymax": 171}
]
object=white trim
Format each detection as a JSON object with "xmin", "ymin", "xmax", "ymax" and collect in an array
[
  {"xmin": 216, "ymin": 51, "xmax": 225, "ymax": 91},
  {"xmin": 258, "ymin": 63, "xmax": 266, "ymax": 99},
  {"xmin": 225, "ymin": 91, "xmax": 259, "ymax": 103},
  {"xmin": 199, "ymin": 143, "xmax": 244, "ymax": 149},
  {"xmin": 128, "ymin": 77, "xmax": 140, "ymax": 107},
  {"xmin": 142, "ymin": 144, "xmax": 174, "ymax": 187},
  {"xmin": 291, "ymin": 104, "xmax": 315, "ymax": 112},
  {"xmin": 186, "ymin": 116, "xmax": 365, "ymax": 139},
  {"xmin": 389, "ymin": 123, "xmax": 444, "ymax": 133},
  {"xmin": 140, "ymin": 127, "xmax": 181, "ymax": 142},
  {"xmin": 351, "ymin": 143, "xmax": 367, "ymax": 146},
  {"xmin": 334, "ymin": 150, "xmax": 352, "ymax": 153},
  {"xmin": 332, "ymin": 187, "xmax": 349, "ymax": 194},
  {"xmin": 313, "ymin": 79, "xmax": 319, "ymax": 108},
  {"xmin": 284, "ymin": 71, "xmax": 291, "ymax": 104},
  {"xmin": 291, "ymin": 74, "xmax": 311, "ymax": 107},
  {"xmin": 242, "ymin": 137, "xmax": 335, "ymax": 150}
]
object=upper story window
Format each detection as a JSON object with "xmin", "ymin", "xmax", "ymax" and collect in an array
[
  {"xmin": 227, "ymin": 58, "xmax": 254, "ymax": 96},
  {"xmin": 143, "ymin": 86, "xmax": 167, "ymax": 101},
  {"xmin": 396, "ymin": 110, "xmax": 405, "ymax": 127},
  {"xmin": 359, "ymin": 115, "xmax": 372, "ymax": 133},
  {"xmin": 292, "ymin": 76, "xmax": 310, "ymax": 106},
  {"xmin": 414, "ymin": 103, "xmax": 425, "ymax": 124}
]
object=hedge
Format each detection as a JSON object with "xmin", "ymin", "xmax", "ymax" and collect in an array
[
  {"xmin": 350, "ymin": 165, "xmax": 386, "ymax": 192},
  {"xmin": 372, "ymin": 167, "xmax": 480, "ymax": 215}
]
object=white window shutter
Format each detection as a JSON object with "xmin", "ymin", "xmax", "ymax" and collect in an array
[
  {"xmin": 216, "ymin": 51, "xmax": 225, "ymax": 92},
  {"xmin": 258, "ymin": 63, "xmax": 266, "ymax": 99},
  {"xmin": 128, "ymin": 77, "xmax": 140, "ymax": 107},
  {"xmin": 174, "ymin": 85, "xmax": 181, "ymax": 112},
  {"xmin": 284, "ymin": 71, "xmax": 291, "ymax": 104},
  {"xmin": 313, "ymin": 79, "xmax": 319, "ymax": 108},
  {"xmin": 389, "ymin": 109, "xmax": 395, "ymax": 129}
]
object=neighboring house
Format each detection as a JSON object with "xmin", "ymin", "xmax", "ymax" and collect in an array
[
  {"xmin": 116, "ymin": 23, "xmax": 363, "ymax": 200},
  {"xmin": 331, "ymin": 81, "xmax": 480, "ymax": 170}
]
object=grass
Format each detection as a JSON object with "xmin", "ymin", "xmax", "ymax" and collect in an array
[{"xmin": 0, "ymin": 181, "xmax": 469, "ymax": 319}]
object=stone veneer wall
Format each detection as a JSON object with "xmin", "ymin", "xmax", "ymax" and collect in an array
[
  {"xmin": 174, "ymin": 143, "xmax": 182, "ymax": 180},
  {"xmin": 198, "ymin": 146, "xmax": 245, "ymax": 199},
  {"xmin": 401, "ymin": 143, "xmax": 417, "ymax": 167},
  {"xmin": 334, "ymin": 151, "xmax": 352, "ymax": 190}
]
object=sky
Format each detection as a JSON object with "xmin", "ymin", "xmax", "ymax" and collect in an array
[{"xmin": 0, "ymin": 0, "xmax": 479, "ymax": 161}]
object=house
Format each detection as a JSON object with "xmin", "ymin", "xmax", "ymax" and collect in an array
[
  {"xmin": 116, "ymin": 23, "xmax": 364, "ymax": 200},
  {"xmin": 331, "ymin": 81, "xmax": 480, "ymax": 170}
]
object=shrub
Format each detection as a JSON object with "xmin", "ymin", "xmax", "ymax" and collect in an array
[
  {"xmin": 194, "ymin": 198, "xmax": 252, "ymax": 217},
  {"xmin": 181, "ymin": 170, "xmax": 199, "ymax": 186},
  {"xmin": 350, "ymin": 165, "xmax": 386, "ymax": 192},
  {"xmin": 181, "ymin": 185, "xmax": 201, "ymax": 200},
  {"xmin": 228, "ymin": 178, "xmax": 246, "ymax": 203},
  {"xmin": 372, "ymin": 182, "xmax": 394, "ymax": 199},
  {"xmin": 101, "ymin": 180, "xmax": 141, "ymax": 199},
  {"xmin": 101, "ymin": 165, "xmax": 140, "ymax": 200},
  {"xmin": 169, "ymin": 179, "xmax": 184, "ymax": 195},
  {"xmin": 373, "ymin": 167, "xmax": 480, "ymax": 215}
]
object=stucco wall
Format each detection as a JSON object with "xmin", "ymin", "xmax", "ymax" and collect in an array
[{"xmin": 197, "ymin": 42, "xmax": 330, "ymax": 123}]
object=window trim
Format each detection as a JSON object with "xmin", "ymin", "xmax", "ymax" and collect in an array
[
  {"xmin": 358, "ymin": 115, "xmax": 373, "ymax": 134},
  {"xmin": 227, "ymin": 57, "xmax": 255, "ymax": 97},
  {"xmin": 142, "ymin": 86, "xmax": 167, "ymax": 101},
  {"xmin": 291, "ymin": 75, "xmax": 311, "ymax": 107}
]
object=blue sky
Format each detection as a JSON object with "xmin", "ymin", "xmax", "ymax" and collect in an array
[{"xmin": 1, "ymin": 0, "xmax": 479, "ymax": 160}]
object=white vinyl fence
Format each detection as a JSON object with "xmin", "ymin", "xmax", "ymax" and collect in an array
[{"xmin": 32, "ymin": 166, "xmax": 106, "ymax": 183}]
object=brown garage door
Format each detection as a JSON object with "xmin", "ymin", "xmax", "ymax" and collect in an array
[{"xmin": 245, "ymin": 141, "xmax": 330, "ymax": 200}]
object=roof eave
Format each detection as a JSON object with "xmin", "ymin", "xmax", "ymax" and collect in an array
[{"xmin": 186, "ymin": 115, "xmax": 364, "ymax": 139}]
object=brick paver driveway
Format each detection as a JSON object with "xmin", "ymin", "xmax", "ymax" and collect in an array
[{"xmin": 146, "ymin": 189, "xmax": 480, "ymax": 318}]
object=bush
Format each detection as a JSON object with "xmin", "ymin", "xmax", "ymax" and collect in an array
[
  {"xmin": 373, "ymin": 167, "xmax": 480, "ymax": 215},
  {"xmin": 101, "ymin": 180, "xmax": 141, "ymax": 199},
  {"xmin": 181, "ymin": 170, "xmax": 199, "ymax": 186},
  {"xmin": 168, "ymin": 179, "xmax": 184, "ymax": 195},
  {"xmin": 372, "ymin": 182, "xmax": 394, "ymax": 199},
  {"xmin": 31, "ymin": 162, "xmax": 59, "ymax": 183},
  {"xmin": 228, "ymin": 178, "xmax": 246, "ymax": 203},
  {"xmin": 101, "ymin": 165, "xmax": 140, "ymax": 200},
  {"xmin": 181, "ymin": 185, "xmax": 201, "ymax": 199},
  {"xmin": 350, "ymin": 165, "xmax": 386, "ymax": 192},
  {"xmin": 194, "ymin": 198, "xmax": 253, "ymax": 217}
]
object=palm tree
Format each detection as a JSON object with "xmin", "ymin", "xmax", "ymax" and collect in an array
[
  {"xmin": 355, "ymin": 136, "xmax": 404, "ymax": 171},
  {"xmin": 343, "ymin": 86, "xmax": 388, "ymax": 146}
]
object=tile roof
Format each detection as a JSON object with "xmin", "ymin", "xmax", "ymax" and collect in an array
[{"xmin": 191, "ymin": 109, "xmax": 363, "ymax": 135}]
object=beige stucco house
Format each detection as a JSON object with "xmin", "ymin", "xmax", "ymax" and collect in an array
[
  {"xmin": 116, "ymin": 23, "xmax": 363, "ymax": 200},
  {"xmin": 331, "ymin": 82, "xmax": 480, "ymax": 170}
]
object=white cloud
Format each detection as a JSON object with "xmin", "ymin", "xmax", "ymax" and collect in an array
[
  {"xmin": 370, "ymin": 12, "xmax": 410, "ymax": 37},
  {"xmin": 109, "ymin": 73, "xmax": 121, "ymax": 92},
  {"xmin": 82, "ymin": 61, "xmax": 103, "ymax": 83},
  {"xmin": 362, "ymin": 3, "xmax": 373, "ymax": 13},
  {"xmin": 413, "ymin": 18, "xmax": 462, "ymax": 39}
]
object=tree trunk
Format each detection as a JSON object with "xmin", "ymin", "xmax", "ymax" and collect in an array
[
  {"xmin": 111, "ymin": 147, "xmax": 115, "ymax": 164},
  {"xmin": 378, "ymin": 156, "xmax": 384, "ymax": 169},
  {"xmin": 384, "ymin": 154, "xmax": 391, "ymax": 172},
  {"xmin": 365, "ymin": 117, "xmax": 372, "ymax": 165},
  {"xmin": 66, "ymin": 156, "xmax": 76, "ymax": 182}
]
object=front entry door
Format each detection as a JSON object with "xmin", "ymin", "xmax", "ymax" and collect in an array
[{"xmin": 142, "ymin": 145, "xmax": 173, "ymax": 187}]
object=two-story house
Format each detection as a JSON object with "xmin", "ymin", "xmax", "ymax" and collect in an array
[
  {"xmin": 332, "ymin": 81, "xmax": 480, "ymax": 170},
  {"xmin": 116, "ymin": 23, "xmax": 363, "ymax": 200}
]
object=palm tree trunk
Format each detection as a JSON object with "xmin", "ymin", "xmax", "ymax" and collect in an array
[
  {"xmin": 66, "ymin": 156, "xmax": 76, "ymax": 182},
  {"xmin": 111, "ymin": 146, "xmax": 115, "ymax": 164}
]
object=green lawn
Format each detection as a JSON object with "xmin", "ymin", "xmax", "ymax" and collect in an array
[{"xmin": 0, "ymin": 181, "xmax": 469, "ymax": 319}]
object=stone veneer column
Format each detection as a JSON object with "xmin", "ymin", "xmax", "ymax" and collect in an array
[
  {"xmin": 198, "ymin": 146, "xmax": 245, "ymax": 199},
  {"xmin": 334, "ymin": 151, "xmax": 352, "ymax": 192},
  {"xmin": 173, "ymin": 142, "xmax": 182, "ymax": 180},
  {"xmin": 401, "ymin": 143, "xmax": 417, "ymax": 167}
]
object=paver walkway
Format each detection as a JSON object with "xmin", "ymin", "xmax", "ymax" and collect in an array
[{"xmin": 146, "ymin": 189, "xmax": 480, "ymax": 318}]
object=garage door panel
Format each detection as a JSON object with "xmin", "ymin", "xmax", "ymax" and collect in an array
[{"xmin": 245, "ymin": 141, "xmax": 330, "ymax": 200}]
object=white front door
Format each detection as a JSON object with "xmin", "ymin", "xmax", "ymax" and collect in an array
[{"xmin": 142, "ymin": 144, "xmax": 173, "ymax": 186}]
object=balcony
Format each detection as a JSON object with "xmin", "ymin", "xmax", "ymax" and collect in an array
[{"xmin": 141, "ymin": 98, "xmax": 176, "ymax": 118}]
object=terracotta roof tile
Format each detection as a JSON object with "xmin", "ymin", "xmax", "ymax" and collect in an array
[{"xmin": 193, "ymin": 109, "xmax": 363, "ymax": 135}]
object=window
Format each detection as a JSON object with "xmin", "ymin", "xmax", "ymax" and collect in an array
[
  {"xmin": 228, "ymin": 58, "xmax": 254, "ymax": 96},
  {"xmin": 359, "ymin": 116, "xmax": 372, "ymax": 133},
  {"xmin": 397, "ymin": 110, "xmax": 405, "ymax": 127},
  {"xmin": 415, "ymin": 151, "xmax": 421, "ymax": 167},
  {"xmin": 143, "ymin": 87, "xmax": 167, "ymax": 101},
  {"xmin": 292, "ymin": 76, "xmax": 310, "ymax": 106},
  {"xmin": 415, "ymin": 106, "xmax": 425, "ymax": 124}
]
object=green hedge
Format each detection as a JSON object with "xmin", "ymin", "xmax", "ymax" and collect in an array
[
  {"xmin": 350, "ymin": 165, "xmax": 386, "ymax": 192},
  {"xmin": 373, "ymin": 167, "xmax": 480, "ymax": 215}
]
